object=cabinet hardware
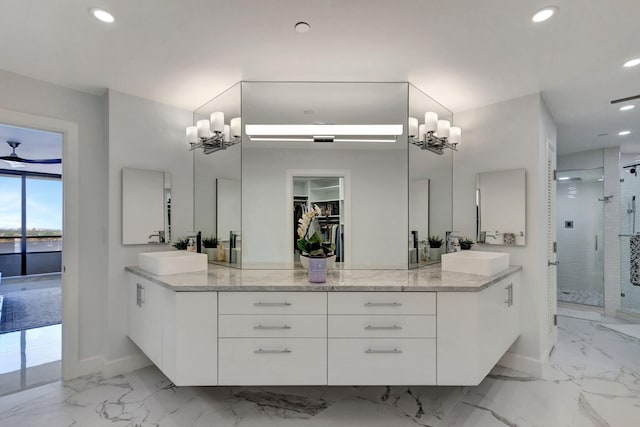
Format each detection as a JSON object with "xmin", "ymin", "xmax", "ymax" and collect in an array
[
  {"xmin": 364, "ymin": 325, "xmax": 402, "ymax": 330},
  {"xmin": 254, "ymin": 302, "xmax": 292, "ymax": 307},
  {"xmin": 136, "ymin": 283, "xmax": 144, "ymax": 307},
  {"xmin": 548, "ymin": 260, "xmax": 559, "ymax": 266},
  {"xmin": 254, "ymin": 348, "xmax": 292, "ymax": 354},
  {"xmin": 139, "ymin": 284, "xmax": 145, "ymax": 306},
  {"xmin": 505, "ymin": 283, "xmax": 513, "ymax": 307},
  {"xmin": 254, "ymin": 325, "xmax": 292, "ymax": 330},
  {"xmin": 364, "ymin": 302, "xmax": 402, "ymax": 307},
  {"xmin": 365, "ymin": 348, "xmax": 402, "ymax": 354}
]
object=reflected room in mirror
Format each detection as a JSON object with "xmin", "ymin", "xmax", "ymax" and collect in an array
[{"xmin": 476, "ymin": 168, "xmax": 526, "ymax": 246}]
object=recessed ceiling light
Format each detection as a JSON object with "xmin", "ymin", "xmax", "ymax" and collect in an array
[
  {"xmin": 295, "ymin": 22, "xmax": 310, "ymax": 33},
  {"xmin": 624, "ymin": 58, "xmax": 640, "ymax": 68},
  {"xmin": 558, "ymin": 177, "xmax": 570, "ymax": 181},
  {"xmin": 620, "ymin": 105, "xmax": 635, "ymax": 111},
  {"xmin": 619, "ymin": 130, "xmax": 632, "ymax": 136},
  {"xmin": 90, "ymin": 8, "xmax": 115, "ymax": 23},
  {"xmin": 532, "ymin": 7, "xmax": 557, "ymax": 23}
]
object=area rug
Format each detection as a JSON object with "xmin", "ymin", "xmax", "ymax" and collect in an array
[{"xmin": 0, "ymin": 287, "xmax": 61, "ymax": 334}]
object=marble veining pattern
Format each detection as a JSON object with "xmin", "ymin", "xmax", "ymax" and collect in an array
[
  {"xmin": 1, "ymin": 314, "xmax": 639, "ymax": 426},
  {"xmin": 125, "ymin": 264, "xmax": 523, "ymax": 293}
]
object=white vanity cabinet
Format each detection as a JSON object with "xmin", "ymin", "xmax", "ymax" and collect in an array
[
  {"xmin": 437, "ymin": 273, "xmax": 520, "ymax": 385},
  {"xmin": 127, "ymin": 275, "xmax": 163, "ymax": 368},
  {"xmin": 327, "ymin": 292, "xmax": 437, "ymax": 385},
  {"xmin": 218, "ymin": 292, "xmax": 327, "ymax": 385}
]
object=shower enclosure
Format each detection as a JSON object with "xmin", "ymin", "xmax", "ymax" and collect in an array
[
  {"xmin": 620, "ymin": 162, "xmax": 640, "ymax": 315},
  {"xmin": 556, "ymin": 168, "xmax": 605, "ymax": 307}
]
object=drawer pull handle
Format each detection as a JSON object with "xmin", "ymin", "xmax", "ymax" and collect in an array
[
  {"xmin": 254, "ymin": 348, "xmax": 292, "ymax": 354},
  {"xmin": 364, "ymin": 302, "xmax": 402, "ymax": 307},
  {"xmin": 254, "ymin": 325, "xmax": 292, "ymax": 330},
  {"xmin": 365, "ymin": 348, "xmax": 402, "ymax": 354},
  {"xmin": 254, "ymin": 302, "xmax": 292, "ymax": 307},
  {"xmin": 364, "ymin": 325, "xmax": 402, "ymax": 330}
]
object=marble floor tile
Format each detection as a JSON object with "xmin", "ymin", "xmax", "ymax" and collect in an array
[
  {"xmin": 601, "ymin": 323, "xmax": 640, "ymax": 340},
  {"xmin": 1, "ymin": 314, "xmax": 640, "ymax": 427}
]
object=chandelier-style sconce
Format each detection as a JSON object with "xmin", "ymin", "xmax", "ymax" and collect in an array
[
  {"xmin": 408, "ymin": 112, "xmax": 461, "ymax": 155},
  {"xmin": 186, "ymin": 112, "xmax": 241, "ymax": 154}
]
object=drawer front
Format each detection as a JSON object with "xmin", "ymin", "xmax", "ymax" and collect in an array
[
  {"xmin": 219, "ymin": 292, "xmax": 327, "ymax": 315},
  {"xmin": 328, "ymin": 315, "xmax": 436, "ymax": 338},
  {"xmin": 219, "ymin": 314, "xmax": 326, "ymax": 338},
  {"xmin": 328, "ymin": 338, "xmax": 436, "ymax": 385},
  {"xmin": 219, "ymin": 338, "xmax": 327, "ymax": 385},
  {"xmin": 328, "ymin": 292, "xmax": 435, "ymax": 315}
]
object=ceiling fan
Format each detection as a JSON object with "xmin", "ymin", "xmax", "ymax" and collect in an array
[{"xmin": 0, "ymin": 141, "xmax": 61, "ymax": 164}]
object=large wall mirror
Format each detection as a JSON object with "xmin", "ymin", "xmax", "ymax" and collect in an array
[
  {"xmin": 408, "ymin": 84, "xmax": 453, "ymax": 268},
  {"xmin": 193, "ymin": 83, "xmax": 242, "ymax": 267},
  {"xmin": 476, "ymin": 168, "xmax": 526, "ymax": 246},
  {"xmin": 241, "ymin": 81, "xmax": 408, "ymax": 269},
  {"xmin": 122, "ymin": 167, "xmax": 171, "ymax": 245}
]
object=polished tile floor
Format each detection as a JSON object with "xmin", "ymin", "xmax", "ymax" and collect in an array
[{"xmin": 0, "ymin": 315, "xmax": 639, "ymax": 427}]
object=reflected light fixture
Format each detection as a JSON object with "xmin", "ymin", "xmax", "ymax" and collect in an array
[
  {"xmin": 244, "ymin": 124, "xmax": 403, "ymax": 143},
  {"xmin": 532, "ymin": 7, "xmax": 557, "ymax": 23},
  {"xmin": 624, "ymin": 58, "xmax": 640, "ymax": 68},
  {"xmin": 620, "ymin": 105, "xmax": 635, "ymax": 111},
  {"xmin": 408, "ymin": 113, "xmax": 462, "ymax": 155},
  {"xmin": 90, "ymin": 8, "xmax": 115, "ymax": 23},
  {"xmin": 619, "ymin": 130, "xmax": 632, "ymax": 136},
  {"xmin": 185, "ymin": 113, "xmax": 241, "ymax": 154}
]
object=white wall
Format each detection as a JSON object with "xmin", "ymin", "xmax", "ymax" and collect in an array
[
  {"xmin": 0, "ymin": 69, "xmax": 107, "ymax": 371},
  {"xmin": 453, "ymin": 93, "xmax": 556, "ymax": 374},
  {"xmin": 558, "ymin": 148, "xmax": 603, "ymax": 171},
  {"xmin": 243, "ymin": 147, "xmax": 408, "ymax": 269},
  {"xmin": 106, "ymin": 90, "xmax": 193, "ymax": 374}
]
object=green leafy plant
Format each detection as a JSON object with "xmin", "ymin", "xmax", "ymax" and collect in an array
[
  {"xmin": 459, "ymin": 237, "xmax": 475, "ymax": 250},
  {"xmin": 172, "ymin": 237, "xmax": 189, "ymax": 250},
  {"xmin": 428, "ymin": 235, "xmax": 444, "ymax": 248},
  {"xmin": 297, "ymin": 204, "xmax": 335, "ymax": 257},
  {"xmin": 202, "ymin": 235, "xmax": 218, "ymax": 248}
]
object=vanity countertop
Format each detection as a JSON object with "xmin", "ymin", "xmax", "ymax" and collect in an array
[{"xmin": 125, "ymin": 263, "xmax": 522, "ymax": 293}]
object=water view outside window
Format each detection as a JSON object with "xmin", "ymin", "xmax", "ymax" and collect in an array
[
  {"xmin": 26, "ymin": 177, "xmax": 62, "ymax": 252},
  {"xmin": 0, "ymin": 175, "xmax": 22, "ymax": 254}
]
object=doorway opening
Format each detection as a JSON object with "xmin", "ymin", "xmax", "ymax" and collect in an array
[{"xmin": 0, "ymin": 123, "xmax": 63, "ymax": 396}]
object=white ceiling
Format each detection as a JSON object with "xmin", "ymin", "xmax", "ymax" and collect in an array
[{"xmin": 0, "ymin": 0, "xmax": 638, "ymax": 155}]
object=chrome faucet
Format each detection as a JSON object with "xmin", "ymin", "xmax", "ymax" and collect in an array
[
  {"xmin": 445, "ymin": 231, "xmax": 463, "ymax": 253},
  {"xmin": 478, "ymin": 231, "xmax": 497, "ymax": 243},
  {"xmin": 148, "ymin": 230, "xmax": 165, "ymax": 243}
]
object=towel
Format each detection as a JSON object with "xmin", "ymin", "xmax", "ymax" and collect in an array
[{"xmin": 631, "ymin": 235, "xmax": 640, "ymax": 286}]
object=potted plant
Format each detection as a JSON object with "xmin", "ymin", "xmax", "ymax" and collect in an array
[
  {"xmin": 428, "ymin": 235, "xmax": 444, "ymax": 261},
  {"xmin": 202, "ymin": 235, "xmax": 218, "ymax": 261},
  {"xmin": 459, "ymin": 237, "xmax": 475, "ymax": 250},
  {"xmin": 297, "ymin": 204, "xmax": 336, "ymax": 281},
  {"xmin": 172, "ymin": 237, "xmax": 189, "ymax": 251}
]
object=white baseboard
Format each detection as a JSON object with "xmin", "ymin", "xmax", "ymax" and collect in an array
[
  {"xmin": 103, "ymin": 352, "xmax": 152, "ymax": 378},
  {"xmin": 497, "ymin": 351, "xmax": 545, "ymax": 378},
  {"xmin": 616, "ymin": 309, "xmax": 640, "ymax": 323},
  {"xmin": 63, "ymin": 355, "xmax": 104, "ymax": 381}
]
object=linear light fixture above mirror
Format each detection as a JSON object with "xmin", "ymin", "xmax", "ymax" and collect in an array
[
  {"xmin": 408, "ymin": 113, "xmax": 461, "ymax": 155},
  {"xmin": 245, "ymin": 124, "xmax": 403, "ymax": 143},
  {"xmin": 186, "ymin": 112, "xmax": 242, "ymax": 154}
]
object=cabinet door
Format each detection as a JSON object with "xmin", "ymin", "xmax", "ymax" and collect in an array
[{"xmin": 127, "ymin": 274, "xmax": 163, "ymax": 368}]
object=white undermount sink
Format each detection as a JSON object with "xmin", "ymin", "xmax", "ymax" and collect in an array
[
  {"xmin": 441, "ymin": 250, "xmax": 509, "ymax": 276},
  {"xmin": 138, "ymin": 251, "xmax": 208, "ymax": 275}
]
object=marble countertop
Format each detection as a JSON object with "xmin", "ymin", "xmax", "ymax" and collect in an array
[{"xmin": 125, "ymin": 263, "xmax": 521, "ymax": 292}]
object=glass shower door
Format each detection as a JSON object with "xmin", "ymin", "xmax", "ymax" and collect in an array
[
  {"xmin": 620, "ymin": 166, "xmax": 640, "ymax": 315},
  {"xmin": 556, "ymin": 168, "xmax": 605, "ymax": 307}
]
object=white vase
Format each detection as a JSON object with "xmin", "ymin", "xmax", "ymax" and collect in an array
[
  {"xmin": 300, "ymin": 254, "xmax": 336, "ymax": 271},
  {"xmin": 429, "ymin": 246, "xmax": 442, "ymax": 261},
  {"xmin": 204, "ymin": 247, "xmax": 217, "ymax": 261}
]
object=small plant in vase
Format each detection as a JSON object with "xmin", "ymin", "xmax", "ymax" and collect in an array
[
  {"xmin": 202, "ymin": 236, "xmax": 218, "ymax": 261},
  {"xmin": 428, "ymin": 235, "xmax": 444, "ymax": 261},
  {"xmin": 172, "ymin": 237, "xmax": 189, "ymax": 251},
  {"xmin": 297, "ymin": 204, "xmax": 336, "ymax": 282},
  {"xmin": 459, "ymin": 237, "xmax": 475, "ymax": 250}
]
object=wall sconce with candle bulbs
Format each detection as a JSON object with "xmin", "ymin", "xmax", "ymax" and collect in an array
[
  {"xmin": 186, "ymin": 112, "xmax": 242, "ymax": 154},
  {"xmin": 408, "ymin": 112, "xmax": 461, "ymax": 155}
]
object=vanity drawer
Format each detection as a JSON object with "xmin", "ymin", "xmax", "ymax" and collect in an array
[
  {"xmin": 328, "ymin": 338, "xmax": 436, "ymax": 385},
  {"xmin": 219, "ymin": 292, "xmax": 327, "ymax": 315},
  {"xmin": 328, "ymin": 292, "xmax": 435, "ymax": 315},
  {"xmin": 219, "ymin": 314, "xmax": 326, "ymax": 338},
  {"xmin": 218, "ymin": 338, "xmax": 327, "ymax": 385},
  {"xmin": 328, "ymin": 315, "xmax": 436, "ymax": 338}
]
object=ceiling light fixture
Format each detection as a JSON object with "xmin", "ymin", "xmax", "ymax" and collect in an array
[
  {"xmin": 558, "ymin": 177, "xmax": 570, "ymax": 181},
  {"xmin": 185, "ymin": 113, "xmax": 241, "ymax": 154},
  {"xmin": 619, "ymin": 130, "xmax": 632, "ymax": 136},
  {"xmin": 408, "ymin": 113, "xmax": 462, "ymax": 155},
  {"xmin": 532, "ymin": 7, "xmax": 557, "ymax": 23},
  {"xmin": 245, "ymin": 124, "xmax": 403, "ymax": 143},
  {"xmin": 90, "ymin": 8, "xmax": 115, "ymax": 23},
  {"xmin": 620, "ymin": 105, "xmax": 635, "ymax": 111},
  {"xmin": 295, "ymin": 22, "xmax": 310, "ymax": 33},
  {"xmin": 624, "ymin": 58, "xmax": 640, "ymax": 68}
]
